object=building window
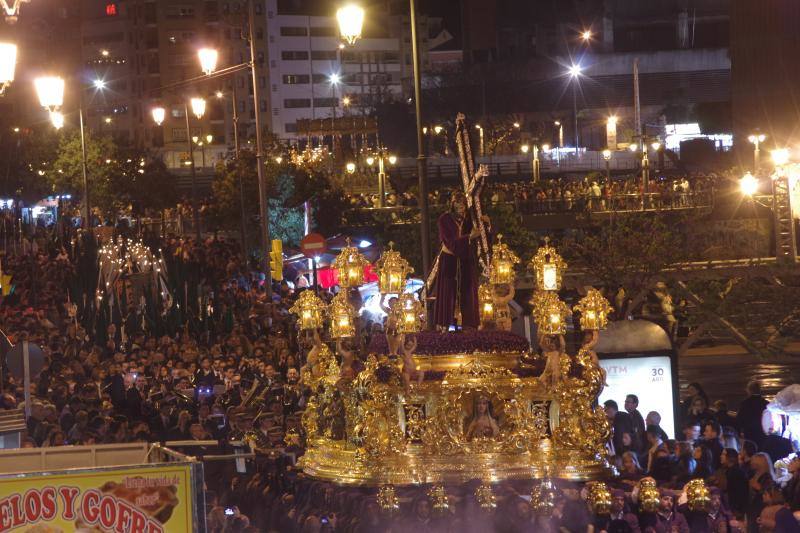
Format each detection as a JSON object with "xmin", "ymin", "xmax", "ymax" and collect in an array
[
  {"xmin": 310, "ymin": 26, "xmax": 336, "ymax": 37},
  {"xmin": 282, "ymin": 74, "xmax": 310, "ymax": 84},
  {"xmin": 280, "ymin": 26, "xmax": 307, "ymax": 37},
  {"xmin": 311, "ymin": 50, "xmax": 337, "ymax": 60},
  {"xmin": 172, "ymin": 128, "xmax": 187, "ymax": 142},
  {"xmin": 256, "ymin": 28, "xmax": 264, "ymax": 39},
  {"xmin": 284, "ymin": 98, "xmax": 311, "ymax": 108},
  {"xmin": 171, "ymin": 107, "xmax": 185, "ymax": 118},
  {"xmin": 311, "ymin": 74, "xmax": 328, "ymax": 84},
  {"xmin": 285, "ymin": 122, "xmax": 298, "ymax": 133},
  {"xmin": 105, "ymin": 3, "xmax": 118, "ymax": 16},
  {"xmin": 260, "ymin": 100, "xmax": 267, "ymax": 112},
  {"xmin": 313, "ymin": 98, "xmax": 338, "ymax": 108},
  {"xmin": 281, "ymin": 50, "xmax": 309, "ymax": 60}
]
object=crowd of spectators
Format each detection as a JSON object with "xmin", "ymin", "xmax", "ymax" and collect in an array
[
  {"xmin": 0, "ymin": 215, "xmax": 798, "ymax": 532},
  {"xmin": 344, "ymin": 173, "xmax": 721, "ymax": 221},
  {"xmin": 601, "ymin": 381, "xmax": 800, "ymax": 532}
]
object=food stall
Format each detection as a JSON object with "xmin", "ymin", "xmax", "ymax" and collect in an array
[{"xmin": 0, "ymin": 442, "xmax": 205, "ymax": 532}]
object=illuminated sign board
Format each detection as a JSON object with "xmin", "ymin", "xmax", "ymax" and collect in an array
[{"xmin": 598, "ymin": 355, "xmax": 675, "ymax": 439}]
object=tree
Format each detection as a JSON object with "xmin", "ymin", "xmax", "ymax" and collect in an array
[
  {"xmin": 210, "ymin": 149, "xmax": 307, "ymax": 250},
  {"xmin": 115, "ymin": 154, "xmax": 178, "ymax": 214},
  {"xmin": 51, "ymin": 131, "xmax": 120, "ymax": 213},
  {"xmin": 569, "ymin": 212, "xmax": 694, "ymax": 316}
]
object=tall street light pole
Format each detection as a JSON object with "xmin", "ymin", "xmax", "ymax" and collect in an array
[
  {"xmin": 748, "ymin": 133, "xmax": 766, "ymax": 173},
  {"xmin": 35, "ymin": 76, "xmax": 91, "ymax": 227},
  {"xmin": 410, "ymin": 0, "xmax": 431, "ymax": 276},
  {"xmin": 185, "ymin": 98, "xmax": 205, "ymax": 241},
  {"xmin": 248, "ymin": 0, "xmax": 272, "ymax": 299},
  {"xmin": 568, "ymin": 64, "xmax": 582, "ymax": 150}
]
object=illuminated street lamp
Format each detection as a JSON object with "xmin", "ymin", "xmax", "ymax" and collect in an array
[
  {"xmin": 345, "ymin": 162, "xmax": 356, "ymax": 174},
  {"xmin": 1, "ymin": 0, "xmax": 30, "ymax": 24},
  {"xmin": 197, "ymin": 48, "xmax": 219, "ymax": 75},
  {"xmin": 0, "ymin": 42, "xmax": 17, "ymax": 95},
  {"xmin": 336, "ymin": 4, "xmax": 364, "ymax": 46},
  {"xmin": 190, "ymin": 97, "xmax": 206, "ymax": 119},
  {"xmin": 34, "ymin": 76, "xmax": 65, "ymax": 111},
  {"xmin": 740, "ymin": 171, "xmax": 758, "ymax": 196},
  {"xmin": 49, "ymin": 111, "xmax": 64, "ymax": 130},
  {"xmin": 581, "ymin": 29, "xmax": 592, "ymax": 42},
  {"xmin": 567, "ymin": 64, "xmax": 582, "ymax": 149},
  {"xmin": 35, "ymin": 75, "xmax": 91, "ymax": 227},
  {"xmin": 475, "ymin": 124, "xmax": 485, "ymax": 156},
  {"xmin": 521, "ymin": 143, "xmax": 540, "ymax": 182},
  {"xmin": 365, "ymin": 149, "xmax": 396, "ymax": 207},
  {"xmin": 772, "ymin": 148, "xmax": 790, "ymax": 167},
  {"xmin": 602, "ymin": 149, "xmax": 611, "ymax": 180},
  {"xmin": 151, "ymin": 106, "xmax": 165, "ymax": 126},
  {"xmin": 748, "ymin": 133, "xmax": 766, "ymax": 171}
]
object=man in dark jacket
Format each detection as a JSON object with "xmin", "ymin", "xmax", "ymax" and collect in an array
[
  {"xmin": 605, "ymin": 399, "xmax": 634, "ymax": 458},
  {"xmin": 737, "ymin": 380, "xmax": 768, "ymax": 446},
  {"xmin": 625, "ymin": 394, "xmax": 647, "ymax": 454}
]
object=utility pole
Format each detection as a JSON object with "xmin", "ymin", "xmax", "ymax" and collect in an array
[{"xmin": 249, "ymin": 0, "xmax": 272, "ymax": 299}]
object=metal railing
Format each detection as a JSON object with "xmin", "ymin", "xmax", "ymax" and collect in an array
[{"xmin": 342, "ymin": 191, "xmax": 714, "ymax": 225}]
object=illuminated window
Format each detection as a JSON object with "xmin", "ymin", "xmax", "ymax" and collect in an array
[{"xmin": 106, "ymin": 3, "xmax": 118, "ymax": 16}]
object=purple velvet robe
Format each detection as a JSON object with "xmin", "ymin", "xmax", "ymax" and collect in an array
[{"xmin": 433, "ymin": 212, "xmax": 479, "ymax": 329}]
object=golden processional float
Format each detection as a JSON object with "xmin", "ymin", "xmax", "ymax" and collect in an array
[{"xmin": 292, "ymin": 237, "xmax": 618, "ymax": 488}]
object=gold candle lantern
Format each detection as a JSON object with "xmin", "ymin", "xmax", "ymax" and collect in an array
[
  {"xmin": 475, "ymin": 483, "xmax": 496, "ymax": 510},
  {"xmin": 329, "ymin": 292, "xmax": 356, "ymax": 338},
  {"xmin": 686, "ymin": 479, "xmax": 710, "ymax": 512},
  {"xmin": 427, "ymin": 485, "xmax": 449, "ymax": 513},
  {"xmin": 587, "ymin": 482, "xmax": 612, "ymax": 515},
  {"xmin": 573, "ymin": 288, "xmax": 614, "ymax": 331},
  {"xmin": 489, "ymin": 234, "xmax": 520, "ymax": 285},
  {"xmin": 377, "ymin": 485, "xmax": 399, "ymax": 513},
  {"xmin": 530, "ymin": 478, "xmax": 561, "ymax": 515},
  {"xmin": 375, "ymin": 242, "xmax": 413, "ymax": 294},
  {"xmin": 638, "ymin": 478, "xmax": 660, "ymax": 513},
  {"xmin": 532, "ymin": 291, "xmax": 570, "ymax": 335},
  {"xmin": 333, "ymin": 238, "xmax": 369, "ymax": 288},
  {"xmin": 395, "ymin": 292, "xmax": 423, "ymax": 334},
  {"xmin": 529, "ymin": 237, "xmax": 567, "ymax": 292},
  {"xmin": 288, "ymin": 290, "xmax": 326, "ymax": 330},
  {"xmin": 479, "ymin": 283, "xmax": 495, "ymax": 324}
]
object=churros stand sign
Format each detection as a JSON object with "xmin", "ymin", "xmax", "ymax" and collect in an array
[{"xmin": 0, "ymin": 464, "xmax": 194, "ymax": 533}]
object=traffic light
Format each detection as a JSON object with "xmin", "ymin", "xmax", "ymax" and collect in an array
[{"xmin": 270, "ymin": 239, "xmax": 283, "ymax": 281}]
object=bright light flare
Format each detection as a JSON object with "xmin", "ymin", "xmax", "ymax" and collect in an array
[
  {"xmin": 740, "ymin": 172, "xmax": 758, "ymax": 196},
  {"xmin": 772, "ymin": 148, "xmax": 790, "ymax": 166}
]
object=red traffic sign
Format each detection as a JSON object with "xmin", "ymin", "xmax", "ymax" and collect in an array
[{"xmin": 300, "ymin": 233, "xmax": 327, "ymax": 258}]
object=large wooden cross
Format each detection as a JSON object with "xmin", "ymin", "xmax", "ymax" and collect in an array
[{"xmin": 454, "ymin": 113, "xmax": 491, "ymax": 272}]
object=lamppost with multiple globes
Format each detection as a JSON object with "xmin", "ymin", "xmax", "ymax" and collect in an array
[
  {"xmin": 34, "ymin": 75, "xmax": 91, "ymax": 227},
  {"xmin": 151, "ymin": 97, "xmax": 206, "ymax": 241},
  {"xmin": 748, "ymin": 133, "xmax": 766, "ymax": 172},
  {"xmin": 602, "ymin": 149, "xmax": 611, "ymax": 181},
  {"xmin": 365, "ymin": 149, "xmax": 397, "ymax": 207},
  {"xmin": 520, "ymin": 143, "xmax": 541, "ymax": 183},
  {"xmin": 567, "ymin": 64, "xmax": 581, "ymax": 150}
]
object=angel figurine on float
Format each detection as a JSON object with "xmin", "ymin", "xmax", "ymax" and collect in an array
[{"xmin": 380, "ymin": 295, "xmax": 402, "ymax": 356}]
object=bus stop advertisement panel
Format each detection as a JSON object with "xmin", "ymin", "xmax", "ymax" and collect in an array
[{"xmin": 595, "ymin": 319, "xmax": 679, "ymax": 439}]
